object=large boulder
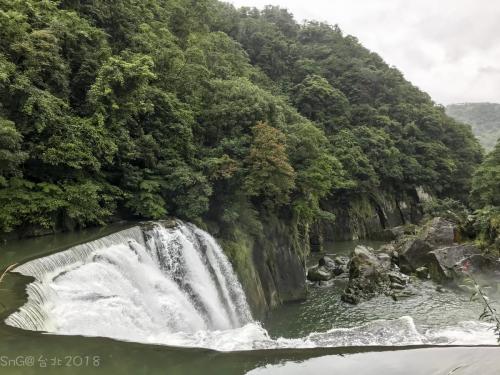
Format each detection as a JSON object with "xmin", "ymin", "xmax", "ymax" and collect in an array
[
  {"xmin": 349, "ymin": 246, "xmax": 391, "ymax": 278},
  {"xmin": 398, "ymin": 218, "xmax": 457, "ymax": 273},
  {"xmin": 421, "ymin": 217, "xmax": 457, "ymax": 245},
  {"xmin": 427, "ymin": 244, "xmax": 500, "ymax": 284},
  {"xmin": 341, "ymin": 245, "xmax": 409, "ymax": 304},
  {"xmin": 428, "ymin": 244, "xmax": 480, "ymax": 282},
  {"xmin": 398, "ymin": 238, "xmax": 433, "ymax": 273}
]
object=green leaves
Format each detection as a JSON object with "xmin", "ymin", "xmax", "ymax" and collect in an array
[
  {"xmin": 293, "ymin": 74, "xmax": 350, "ymax": 132},
  {"xmin": 0, "ymin": 118, "xmax": 26, "ymax": 176},
  {"xmin": 0, "ymin": 178, "xmax": 118, "ymax": 232},
  {"xmin": 243, "ymin": 122, "xmax": 295, "ymax": 208},
  {"xmin": 0, "ymin": 0, "xmax": 486, "ymax": 239},
  {"xmin": 471, "ymin": 140, "xmax": 500, "ymax": 208},
  {"xmin": 89, "ymin": 53, "xmax": 156, "ymax": 125},
  {"xmin": 125, "ymin": 178, "xmax": 167, "ymax": 220}
]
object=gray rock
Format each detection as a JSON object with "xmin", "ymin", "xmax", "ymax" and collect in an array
[
  {"xmin": 398, "ymin": 238, "xmax": 433, "ymax": 273},
  {"xmin": 428, "ymin": 244, "xmax": 480, "ymax": 282},
  {"xmin": 415, "ymin": 267, "xmax": 429, "ymax": 279},
  {"xmin": 388, "ymin": 271, "xmax": 409, "ymax": 285},
  {"xmin": 377, "ymin": 253, "xmax": 392, "ymax": 270},
  {"xmin": 318, "ymin": 256, "xmax": 336, "ymax": 270},
  {"xmin": 334, "ymin": 256, "xmax": 350, "ymax": 274},
  {"xmin": 341, "ymin": 246, "xmax": 409, "ymax": 304},
  {"xmin": 421, "ymin": 217, "xmax": 456, "ymax": 246},
  {"xmin": 307, "ymin": 266, "xmax": 333, "ymax": 282},
  {"xmin": 341, "ymin": 289, "xmax": 360, "ymax": 304},
  {"xmin": 334, "ymin": 256, "xmax": 350, "ymax": 265},
  {"xmin": 318, "ymin": 255, "xmax": 346, "ymax": 276},
  {"xmin": 398, "ymin": 217, "xmax": 458, "ymax": 273},
  {"xmin": 390, "ymin": 282, "xmax": 405, "ymax": 290},
  {"xmin": 377, "ymin": 243, "xmax": 396, "ymax": 254}
]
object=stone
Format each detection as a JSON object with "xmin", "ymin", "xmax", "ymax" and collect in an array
[
  {"xmin": 415, "ymin": 267, "xmax": 429, "ymax": 279},
  {"xmin": 334, "ymin": 256, "xmax": 350, "ymax": 265},
  {"xmin": 428, "ymin": 244, "xmax": 480, "ymax": 282},
  {"xmin": 334, "ymin": 256, "xmax": 350, "ymax": 273},
  {"xmin": 391, "ymin": 250, "xmax": 399, "ymax": 264},
  {"xmin": 341, "ymin": 290, "xmax": 360, "ymax": 304},
  {"xmin": 377, "ymin": 243, "xmax": 396, "ymax": 254},
  {"xmin": 388, "ymin": 271, "xmax": 409, "ymax": 285},
  {"xmin": 421, "ymin": 217, "xmax": 456, "ymax": 246},
  {"xmin": 307, "ymin": 266, "xmax": 333, "ymax": 282},
  {"xmin": 318, "ymin": 256, "xmax": 336, "ymax": 270},
  {"xmin": 390, "ymin": 282, "xmax": 405, "ymax": 290},
  {"xmin": 318, "ymin": 255, "xmax": 346, "ymax": 276},
  {"xmin": 341, "ymin": 245, "xmax": 409, "ymax": 304},
  {"xmin": 397, "ymin": 217, "xmax": 458, "ymax": 273},
  {"xmin": 398, "ymin": 238, "xmax": 433, "ymax": 273},
  {"xmin": 377, "ymin": 253, "xmax": 392, "ymax": 270}
]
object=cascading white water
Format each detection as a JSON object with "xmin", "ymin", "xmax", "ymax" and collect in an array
[
  {"xmin": 5, "ymin": 222, "xmax": 255, "ymax": 348},
  {"xmin": 5, "ymin": 221, "xmax": 498, "ymax": 351}
]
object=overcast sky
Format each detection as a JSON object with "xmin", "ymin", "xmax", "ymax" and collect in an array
[{"xmin": 227, "ymin": 0, "xmax": 500, "ymax": 105}]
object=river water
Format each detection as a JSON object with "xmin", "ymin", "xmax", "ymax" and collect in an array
[{"xmin": 0, "ymin": 223, "xmax": 498, "ymax": 374}]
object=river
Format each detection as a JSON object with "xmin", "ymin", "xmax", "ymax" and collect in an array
[{"xmin": 0, "ymin": 223, "xmax": 498, "ymax": 374}]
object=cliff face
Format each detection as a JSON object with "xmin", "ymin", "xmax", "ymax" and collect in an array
[
  {"xmin": 216, "ymin": 189, "xmax": 427, "ymax": 317},
  {"xmin": 214, "ymin": 218, "xmax": 307, "ymax": 319},
  {"xmin": 320, "ymin": 189, "xmax": 424, "ymax": 242}
]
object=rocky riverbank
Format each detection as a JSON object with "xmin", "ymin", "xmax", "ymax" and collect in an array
[{"xmin": 307, "ymin": 217, "xmax": 500, "ymax": 304}]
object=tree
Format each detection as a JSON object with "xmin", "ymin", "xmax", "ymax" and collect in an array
[
  {"xmin": 0, "ymin": 119, "xmax": 26, "ymax": 182},
  {"xmin": 293, "ymin": 74, "xmax": 350, "ymax": 131},
  {"xmin": 471, "ymin": 140, "xmax": 500, "ymax": 208},
  {"xmin": 243, "ymin": 122, "xmax": 295, "ymax": 207}
]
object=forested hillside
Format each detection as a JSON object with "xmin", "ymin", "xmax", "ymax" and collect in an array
[
  {"xmin": 446, "ymin": 103, "xmax": 500, "ymax": 151},
  {"xmin": 0, "ymin": 0, "xmax": 482, "ymax": 243}
]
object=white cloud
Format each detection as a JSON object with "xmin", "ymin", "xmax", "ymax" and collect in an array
[{"xmin": 226, "ymin": 0, "xmax": 500, "ymax": 104}]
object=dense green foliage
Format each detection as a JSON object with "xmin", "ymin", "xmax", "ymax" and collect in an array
[
  {"xmin": 446, "ymin": 103, "xmax": 500, "ymax": 151},
  {"xmin": 471, "ymin": 140, "xmax": 500, "ymax": 209},
  {"xmin": 422, "ymin": 141, "xmax": 500, "ymax": 254},
  {"xmin": 0, "ymin": 0, "xmax": 482, "ymax": 238},
  {"xmin": 470, "ymin": 140, "xmax": 500, "ymax": 253}
]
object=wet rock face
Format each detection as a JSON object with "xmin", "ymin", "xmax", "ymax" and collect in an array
[
  {"xmin": 341, "ymin": 245, "xmax": 411, "ymax": 304},
  {"xmin": 398, "ymin": 218, "xmax": 457, "ymax": 273},
  {"xmin": 398, "ymin": 239, "xmax": 433, "ymax": 273},
  {"xmin": 429, "ymin": 247, "xmax": 500, "ymax": 284},
  {"xmin": 393, "ymin": 217, "xmax": 500, "ymax": 287},
  {"xmin": 428, "ymin": 244, "xmax": 480, "ymax": 282},
  {"xmin": 421, "ymin": 217, "xmax": 457, "ymax": 245}
]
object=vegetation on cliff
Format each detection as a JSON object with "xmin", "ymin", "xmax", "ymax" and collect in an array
[{"xmin": 0, "ymin": 0, "xmax": 483, "ymax": 243}]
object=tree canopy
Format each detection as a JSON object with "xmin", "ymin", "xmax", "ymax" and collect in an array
[{"xmin": 0, "ymin": 0, "xmax": 483, "ymax": 236}]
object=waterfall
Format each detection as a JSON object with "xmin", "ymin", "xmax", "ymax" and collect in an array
[{"xmin": 6, "ymin": 222, "xmax": 253, "ymax": 345}]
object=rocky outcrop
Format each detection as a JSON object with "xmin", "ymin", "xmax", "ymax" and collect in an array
[
  {"xmin": 216, "ymin": 219, "xmax": 307, "ymax": 319},
  {"xmin": 393, "ymin": 217, "xmax": 500, "ymax": 287},
  {"xmin": 427, "ymin": 244, "xmax": 480, "ymax": 282},
  {"xmin": 341, "ymin": 245, "xmax": 411, "ymax": 304},
  {"xmin": 320, "ymin": 190, "xmax": 424, "ymax": 241},
  {"xmin": 307, "ymin": 255, "xmax": 349, "ymax": 282},
  {"xmin": 420, "ymin": 217, "xmax": 457, "ymax": 245},
  {"xmin": 398, "ymin": 217, "xmax": 457, "ymax": 273}
]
